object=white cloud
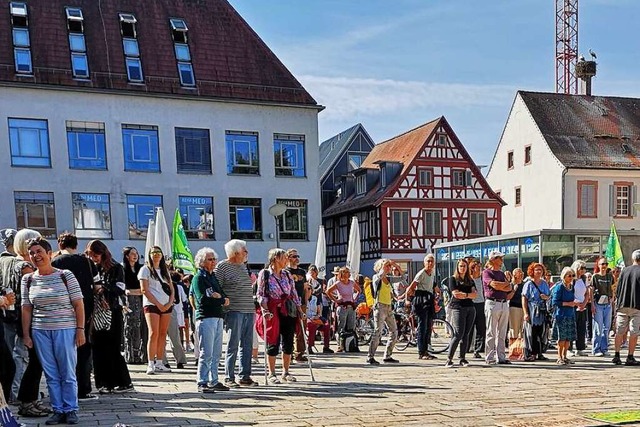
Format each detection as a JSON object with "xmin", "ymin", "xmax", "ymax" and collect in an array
[{"xmin": 300, "ymin": 75, "xmax": 516, "ymax": 120}]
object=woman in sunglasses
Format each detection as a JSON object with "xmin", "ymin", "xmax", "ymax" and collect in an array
[
  {"xmin": 590, "ymin": 256, "xmax": 614, "ymax": 356},
  {"xmin": 551, "ymin": 267, "xmax": 578, "ymax": 365},
  {"xmin": 138, "ymin": 246, "xmax": 175, "ymax": 375}
]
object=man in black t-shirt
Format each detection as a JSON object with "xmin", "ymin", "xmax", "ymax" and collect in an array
[
  {"xmin": 51, "ymin": 232, "xmax": 98, "ymax": 399},
  {"xmin": 612, "ymin": 250, "xmax": 640, "ymax": 366},
  {"xmin": 285, "ymin": 248, "xmax": 310, "ymax": 362}
]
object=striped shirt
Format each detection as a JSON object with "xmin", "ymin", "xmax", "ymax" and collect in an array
[
  {"xmin": 214, "ymin": 260, "xmax": 254, "ymax": 313},
  {"xmin": 21, "ymin": 269, "xmax": 83, "ymax": 331}
]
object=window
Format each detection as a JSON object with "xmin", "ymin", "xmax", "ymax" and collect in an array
[
  {"xmin": 9, "ymin": 118, "xmax": 50, "ymax": 167},
  {"xmin": 66, "ymin": 121, "xmax": 106, "ymax": 170},
  {"xmin": 515, "ymin": 187, "xmax": 522, "ymax": 206},
  {"xmin": 418, "ymin": 168, "xmax": 433, "ymax": 187},
  {"xmin": 611, "ymin": 183, "xmax": 634, "ymax": 217},
  {"xmin": 179, "ymin": 196, "xmax": 214, "ymax": 240},
  {"xmin": 122, "ymin": 124, "xmax": 160, "ymax": 172},
  {"xmin": 507, "ymin": 151, "xmax": 514, "ymax": 169},
  {"xmin": 348, "ymin": 154, "xmax": 363, "ymax": 171},
  {"xmin": 119, "ymin": 13, "xmax": 143, "ymax": 82},
  {"xmin": 276, "ymin": 199, "xmax": 308, "ymax": 240},
  {"xmin": 469, "ymin": 211, "xmax": 486, "ymax": 237},
  {"xmin": 274, "ymin": 133, "xmax": 305, "ymax": 177},
  {"xmin": 391, "ymin": 210, "xmax": 410, "ymax": 236},
  {"xmin": 437, "ymin": 134, "xmax": 447, "ymax": 146},
  {"xmin": 10, "ymin": 2, "xmax": 31, "ymax": 74},
  {"xmin": 170, "ymin": 18, "xmax": 195, "ymax": 86},
  {"xmin": 14, "ymin": 191, "xmax": 56, "ymax": 237},
  {"xmin": 127, "ymin": 194, "xmax": 162, "ymax": 239},
  {"xmin": 355, "ymin": 174, "xmax": 366, "ymax": 195},
  {"xmin": 524, "ymin": 145, "xmax": 532, "ymax": 165},
  {"xmin": 65, "ymin": 7, "xmax": 88, "ymax": 78},
  {"xmin": 380, "ymin": 166, "xmax": 387, "ymax": 188},
  {"xmin": 175, "ymin": 128, "xmax": 211, "ymax": 174},
  {"xmin": 578, "ymin": 181, "xmax": 597, "ymax": 218},
  {"xmin": 226, "ymin": 131, "xmax": 259, "ymax": 175},
  {"xmin": 72, "ymin": 193, "xmax": 111, "ymax": 238},
  {"xmin": 423, "ymin": 210, "xmax": 442, "ymax": 236},
  {"xmin": 452, "ymin": 169, "xmax": 467, "ymax": 187},
  {"xmin": 229, "ymin": 198, "xmax": 262, "ymax": 240}
]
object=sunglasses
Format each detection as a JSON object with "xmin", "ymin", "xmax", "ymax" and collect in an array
[
  {"xmin": 150, "ymin": 250, "xmax": 163, "ymax": 255},
  {"xmin": 289, "ymin": 255, "xmax": 300, "ymax": 259},
  {"xmin": 205, "ymin": 258, "xmax": 216, "ymax": 261}
]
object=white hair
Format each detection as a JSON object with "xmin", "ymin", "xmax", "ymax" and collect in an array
[
  {"xmin": 194, "ymin": 247, "xmax": 217, "ymax": 268},
  {"xmin": 14, "ymin": 229, "xmax": 42, "ymax": 258},
  {"xmin": 633, "ymin": 249, "xmax": 640, "ymax": 262},
  {"xmin": 424, "ymin": 253, "xmax": 435, "ymax": 263},
  {"xmin": 373, "ymin": 258, "xmax": 389, "ymax": 273},
  {"xmin": 570, "ymin": 260, "xmax": 586, "ymax": 272},
  {"xmin": 560, "ymin": 266, "xmax": 575, "ymax": 280},
  {"xmin": 224, "ymin": 239, "xmax": 246, "ymax": 258}
]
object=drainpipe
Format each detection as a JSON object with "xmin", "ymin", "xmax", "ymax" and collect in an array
[{"xmin": 561, "ymin": 167, "xmax": 568, "ymax": 229}]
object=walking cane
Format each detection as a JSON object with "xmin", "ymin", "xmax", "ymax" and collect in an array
[
  {"xmin": 300, "ymin": 317, "xmax": 316, "ymax": 382},
  {"xmin": 263, "ymin": 313, "xmax": 269, "ymax": 386}
]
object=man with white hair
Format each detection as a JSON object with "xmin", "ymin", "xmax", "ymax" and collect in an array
[
  {"xmin": 215, "ymin": 240, "xmax": 258, "ymax": 387},
  {"xmin": 612, "ymin": 249, "xmax": 640, "ymax": 366},
  {"xmin": 483, "ymin": 250, "xmax": 514, "ymax": 365}
]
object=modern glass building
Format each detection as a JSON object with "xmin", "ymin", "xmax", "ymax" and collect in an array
[{"xmin": 433, "ymin": 229, "xmax": 640, "ymax": 279}]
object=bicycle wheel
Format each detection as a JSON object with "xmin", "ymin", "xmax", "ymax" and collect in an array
[
  {"xmin": 395, "ymin": 327, "xmax": 412, "ymax": 351},
  {"xmin": 356, "ymin": 317, "xmax": 374, "ymax": 345},
  {"xmin": 430, "ymin": 318, "xmax": 453, "ymax": 354}
]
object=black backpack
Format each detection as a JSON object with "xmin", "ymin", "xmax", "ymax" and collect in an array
[{"xmin": 340, "ymin": 330, "xmax": 359, "ymax": 353}]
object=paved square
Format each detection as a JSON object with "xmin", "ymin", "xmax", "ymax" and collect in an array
[{"xmin": 12, "ymin": 345, "xmax": 638, "ymax": 426}]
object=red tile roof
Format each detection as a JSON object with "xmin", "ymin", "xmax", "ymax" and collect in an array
[
  {"xmin": 520, "ymin": 91, "xmax": 640, "ymax": 169},
  {"xmin": 360, "ymin": 118, "xmax": 441, "ymax": 174},
  {"xmin": 0, "ymin": 0, "xmax": 317, "ymax": 106}
]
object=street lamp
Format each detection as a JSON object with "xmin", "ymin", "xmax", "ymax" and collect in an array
[{"xmin": 268, "ymin": 203, "xmax": 287, "ymax": 248}]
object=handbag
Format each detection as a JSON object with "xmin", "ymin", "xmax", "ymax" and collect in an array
[
  {"xmin": 160, "ymin": 281, "xmax": 172, "ymax": 297},
  {"xmin": 92, "ymin": 294, "xmax": 112, "ymax": 331},
  {"xmin": 284, "ymin": 298, "xmax": 298, "ymax": 318}
]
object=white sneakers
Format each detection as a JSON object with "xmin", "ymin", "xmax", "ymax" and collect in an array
[{"xmin": 147, "ymin": 360, "xmax": 172, "ymax": 374}]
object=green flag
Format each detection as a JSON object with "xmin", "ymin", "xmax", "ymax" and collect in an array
[
  {"xmin": 605, "ymin": 221, "xmax": 625, "ymax": 269},
  {"xmin": 172, "ymin": 208, "xmax": 195, "ymax": 274}
]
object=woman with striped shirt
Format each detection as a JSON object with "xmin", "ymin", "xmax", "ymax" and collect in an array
[{"xmin": 21, "ymin": 237, "xmax": 85, "ymax": 426}]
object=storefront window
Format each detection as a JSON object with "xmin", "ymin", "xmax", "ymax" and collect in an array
[
  {"xmin": 499, "ymin": 239, "xmax": 519, "ymax": 272},
  {"xmin": 542, "ymin": 235, "xmax": 574, "ymax": 275},
  {"xmin": 436, "ymin": 247, "xmax": 450, "ymax": 281},
  {"xmin": 465, "ymin": 243, "xmax": 481, "ymax": 261},
  {"xmin": 519, "ymin": 235, "xmax": 540, "ymax": 273},
  {"xmin": 481, "ymin": 242, "xmax": 499, "ymax": 265}
]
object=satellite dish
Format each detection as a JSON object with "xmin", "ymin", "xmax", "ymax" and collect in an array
[{"xmin": 268, "ymin": 203, "xmax": 287, "ymax": 217}]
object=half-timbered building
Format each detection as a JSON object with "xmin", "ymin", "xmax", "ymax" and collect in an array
[{"xmin": 323, "ymin": 116, "xmax": 504, "ymax": 276}]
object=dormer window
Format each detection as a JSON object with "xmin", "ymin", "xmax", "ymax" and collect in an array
[
  {"xmin": 119, "ymin": 13, "xmax": 143, "ymax": 83},
  {"xmin": 380, "ymin": 166, "xmax": 386, "ymax": 188},
  {"xmin": 170, "ymin": 18, "xmax": 195, "ymax": 86},
  {"xmin": 356, "ymin": 174, "xmax": 366, "ymax": 195},
  {"xmin": 65, "ymin": 7, "xmax": 88, "ymax": 79},
  {"xmin": 10, "ymin": 2, "xmax": 31, "ymax": 74}
]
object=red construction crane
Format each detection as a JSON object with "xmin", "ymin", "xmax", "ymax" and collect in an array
[{"xmin": 555, "ymin": 0, "xmax": 578, "ymax": 94}]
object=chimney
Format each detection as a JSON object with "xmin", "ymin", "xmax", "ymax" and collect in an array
[{"xmin": 576, "ymin": 59, "xmax": 597, "ymax": 96}]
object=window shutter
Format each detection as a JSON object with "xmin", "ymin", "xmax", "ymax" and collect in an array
[
  {"xmin": 633, "ymin": 185, "xmax": 638, "ymax": 217},
  {"xmin": 609, "ymin": 185, "xmax": 615, "ymax": 217},
  {"xmin": 465, "ymin": 171, "xmax": 473, "ymax": 187}
]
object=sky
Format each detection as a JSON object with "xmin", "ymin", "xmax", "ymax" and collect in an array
[{"xmin": 229, "ymin": 0, "xmax": 640, "ymax": 168}]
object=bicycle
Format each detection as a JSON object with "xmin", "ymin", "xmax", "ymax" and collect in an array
[
  {"xmin": 430, "ymin": 318, "xmax": 453, "ymax": 354},
  {"xmin": 394, "ymin": 307, "xmax": 416, "ymax": 351}
]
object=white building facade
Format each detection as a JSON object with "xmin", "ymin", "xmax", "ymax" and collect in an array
[{"xmin": 0, "ymin": 0, "xmax": 322, "ymax": 265}]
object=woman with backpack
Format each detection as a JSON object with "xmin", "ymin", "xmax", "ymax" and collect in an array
[
  {"xmin": 86, "ymin": 240, "xmax": 133, "ymax": 394},
  {"xmin": 21, "ymin": 237, "xmax": 85, "ymax": 425},
  {"xmin": 522, "ymin": 263, "xmax": 551, "ymax": 361},
  {"xmin": 256, "ymin": 248, "xmax": 303, "ymax": 384}
]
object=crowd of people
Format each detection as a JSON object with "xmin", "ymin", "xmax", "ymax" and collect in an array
[{"xmin": 1, "ymin": 226, "xmax": 640, "ymax": 425}]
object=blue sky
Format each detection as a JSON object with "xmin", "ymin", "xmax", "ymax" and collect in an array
[{"xmin": 229, "ymin": 0, "xmax": 639, "ymax": 167}]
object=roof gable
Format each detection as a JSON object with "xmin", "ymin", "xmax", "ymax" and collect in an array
[
  {"xmin": 520, "ymin": 91, "xmax": 640, "ymax": 169},
  {"xmin": 318, "ymin": 123, "xmax": 374, "ymax": 180},
  {"xmin": 0, "ymin": 0, "xmax": 317, "ymax": 106}
]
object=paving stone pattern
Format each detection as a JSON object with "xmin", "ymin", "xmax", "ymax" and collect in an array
[{"xmin": 12, "ymin": 345, "xmax": 638, "ymax": 426}]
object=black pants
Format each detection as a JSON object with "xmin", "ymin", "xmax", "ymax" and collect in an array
[
  {"xmin": 413, "ymin": 291, "xmax": 434, "ymax": 356},
  {"xmin": 448, "ymin": 306, "xmax": 476, "ymax": 360},
  {"xmin": 0, "ymin": 324, "xmax": 15, "ymax": 402},
  {"xmin": 570, "ymin": 309, "xmax": 587, "ymax": 351},
  {"xmin": 266, "ymin": 314, "xmax": 296, "ymax": 357},
  {"xmin": 586, "ymin": 303, "xmax": 593, "ymax": 340},
  {"xmin": 17, "ymin": 346, "xmax": 42, "ymax": 403},
  {"xmin": 472, "ymin": 302, "xmax": 486, "ymax": 353},
  {"xmin": 76, "ymin": 327, "xmax": 93, "ymax": 397},
  {"xmin": 92, "ymin": 310, "xmax": 132, "ymax": 390},
  {"xmin": 524, "ymin": 322, "xmax": 545, "ymax": 356}
]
